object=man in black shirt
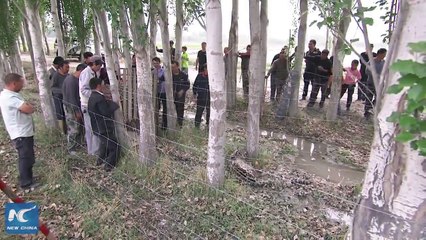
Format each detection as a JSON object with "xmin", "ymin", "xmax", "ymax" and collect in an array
[
  {"xmin": 238, "ymin": 45, "xmax": 251, "ymax": 99},
  {"xmin": 160, "ymin": 61, "xmax": 190, "ymax": 128},
  {"xmin": 358, "ymin": 44, "xmax": 376, "ymax": 101},
  {"xmin": 195, "ymin": 42, "xmax": 207, "ymax": 73},
  {"xmin": 88, "ymin": 78, "xmax": 120, "ymax": 171},
  {"xmin": 156, "ymin": 40, "xmax": 176, "ymax": 60},
  {"xmin": 302, "ymin": 40, "xmax": 321, "ymax": 100},
  {"xmin": 51, "ymin": 60, "xmax": 70, "ymax": 134},
  {"xmin": 193, "ymin": 64, "xmax": 210, "ymax": 128},
  {"xmin": 62, "ymin": 64, "xmax": 86, "ymax": 154},
  {"xmin": 306, "ymin": 49, "xmax": 332, "ymax": 108}
]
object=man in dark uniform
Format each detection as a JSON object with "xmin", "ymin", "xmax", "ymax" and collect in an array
[
  {"xmin": 193, "ymin": 64, "xmax": 210, "ymax": 128},
  {"xmin": 358, "ymin": 44, "xmax": 376, "ymax": 101},
  {"xmin": 88, "ymin": 77, "xmax": 120, "ymax": 171},
  {"xmin": 156, "ymin": 40, "xmax": 176, "ymax": 60},
  {"xmin": 238, "ymin": 44, "xmax": 251, "ymax": 100},
  {"xmin": 195, "ymin": 42, "xmax": 207, "ymax": 73},
  {"xmin": 302, "ymin": 40, "xmax": 321, "ymax": 100},
  {"xmin": 306, "ymin": 49, "xmax": 332, "ymax": 108}
]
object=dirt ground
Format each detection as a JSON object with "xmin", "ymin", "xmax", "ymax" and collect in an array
[{"xmin": 0, "ymin": 61, "xmax": 373, "ymax": 239}]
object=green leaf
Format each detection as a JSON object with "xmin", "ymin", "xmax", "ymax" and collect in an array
[
  {"xmin": 399, "ymin": 74, "xmax": 421, "ymax": 86},
  {"xmin": 364, "ymin": 17, "xmax": 374, "ymax": 26},
  {"xmin": 395, "ymin": 132, "xmax": 414, "ymax": 142},
  {"xmin": 391, "ymin": 60, "xmax": 426, "ymax": 78},
  {"xmin": 408, "ymin": 41, "xmax": 426, "ymax": 53},
  {"xmin": 387, "ymin": 112, "xmax": 401, "ymax": 122},
  {"xmin": 399, "ymin": 115, "xmax": 418, "ymax": 129},
  {"xmin": 387, "ymin": 84, "xmax": 404, "ymax": 94},
  {"xmin": 416, "ymin": 139, "xmax": 426, "ymax": 148},
  {"xmin": 407, "ymin": 85, "xmax": 425, "ymax": 101}
]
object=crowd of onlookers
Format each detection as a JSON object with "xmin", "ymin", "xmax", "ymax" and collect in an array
[{"xmin": 0, "ymin": 38, "xmax": 386, "ymax": 190}]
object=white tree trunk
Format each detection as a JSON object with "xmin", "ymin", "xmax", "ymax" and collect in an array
[
  {"xmin": 129, "ymin": 2, "xmax": 158, "ymax": 165},
  {"xmin": 206, "ymin": 0, "xmax": 226, "ymax": 187},
  {"xmin": 40, "ymin": 15, "xmax": 50, "ymax": 56},
  {"xmin": 50, "ymin": 0, "xmax": 65, "ymax": 57},
  {"xmin": 94, "ymin": 8, "xmax": 130, "ymax": 147},
  {"xmin": 0, "ymin": 51, "xmax": 6, "ymax": 90},
  {"xmin": 226, "ymin": 0, "xmax": 238, "ymax": 109},
  {"xmin": 22, "ymin": 18, "xmax": 36, "ymax": 77},
  {"xmin": 175, "ymin": 0, "xmax": 184, "ymax": 65},
  {"xmin": 10, "ymin": 41, "xmax": 25, "ymax": 76},
  {"xmin": 149, "ymin": 1, "xmax": 158, "ymax": 59},
  {"xmin": 111, "ymin": 29, "xmax": 121, "ymax": 74},
  {"xmin": 19, "ymin": 25, "xmax": 28, "ymax": 53},
  {"xmin": 277, "ymin": 0, "xmax": 307, "ymax": 118},
  {"xmin": 93, "ymin": 15, "xmax": 102, "ymax": 55},
  {"xmin": 259, "ymin": 0, "xmax": 268, "ymax": 115},
  {"xmin": 118, "ymin": 6, "xmax": 133, "ymax": 122},
  {"xmin": 352, "ymin": 1, "xmax": 426, "ymax": 239},
  {"xmin": 326, "ymin": 3, "xmax": 351, "ymax": 121},
  {"xmin": 246, "ymin": 0, "xmax": 263, "ymax": 158},
  {"xmin": 158, "ymin": 0, "xmax": 177, "ymax": 131},
  {"xmin": 24, "ymin": 0, "xmax": 57, "ymax": 128},
  {"xmin": 2, "ymin": 51, "xmax": 11, "ymax": 74}
]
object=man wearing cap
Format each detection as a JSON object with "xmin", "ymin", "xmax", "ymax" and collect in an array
[
  {"xmin": 79, "ymin": 55, "xmax": 103, "ymax": 156},
  {"xmin": 156, "ymin": 40, "xmax": 176, "ymax": 60},
  {"xmin": 305, "ymin": 49, "xmax": 332, "ymax": 108},
  {"xmin": 49, "ymin": 56, "xmax": 64, "ymax": 81},
  {"xmin": 63, "ymin": 63, "xmax": 86, "ymax": 155}
]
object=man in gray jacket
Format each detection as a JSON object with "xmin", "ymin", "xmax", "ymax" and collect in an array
[
  {"xmin": 364, "ymin": 48, "xmax": 387, "ymax": 120},
  {"xmin": 265, "ymin": 50, "xmax": 289, "ymax": 102}
]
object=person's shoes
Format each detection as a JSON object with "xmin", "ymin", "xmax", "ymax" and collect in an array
[
  {"xmin": 105, "ymin": 165, "xmax": 115, "ymax": 172},
  {"xmin": 306, "ymin": 102, "xmax": 314, "ymax": 108},
  {"xmin": 319, "ymin": 102, "xmax": 324, "ymax": 108},
  {"xmin": 346, "ymin": 107, "xmax": 350, "ymax": 112},
  {"xmin": 69, "ymin": 150, "xmax": 78, "ymax": 156},
  {"xmin": 365, "ymin": 112, "xmax": 372, "ymax": 121},
  {"xmin": 301, "ymin": 96, "xmax": 306, "ymax": 100},
  {"xmin": 21, "ymin": 182, "xmax": 41, "ymax": 190}
]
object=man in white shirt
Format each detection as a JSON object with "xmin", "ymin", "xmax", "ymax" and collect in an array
[
  {"xmin": 0, "ymin": 73, "xmax": 38, "ymax": 189},
  {"xmin": 79, "ymin": 55, "xmax": 103, "ymax": 155}
]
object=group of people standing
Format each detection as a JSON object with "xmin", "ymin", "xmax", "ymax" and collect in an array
[
  {"xmin": 301, "ymin": 40, "xmax": 387, "ymax": 118},
  {"xmin": 48, "ymin": 52, "xmax": 120, "ymax": 172},
  {"xmin": 153, "ymin": 41, "xmax": 211, "ymax": 130}
]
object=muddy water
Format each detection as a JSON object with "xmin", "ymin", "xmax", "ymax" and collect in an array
[
  {"xmin": 173, "ymin": 111, "xmax": 365, "ymax": 185},
  {"xmin": 260, "ymin": 130, "xmax": 365, "ymax": 185}
]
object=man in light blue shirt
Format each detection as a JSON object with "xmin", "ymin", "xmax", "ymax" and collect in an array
[{"xmin": 0, "ymin": 73, "xmax": 38, "ymax": 189}]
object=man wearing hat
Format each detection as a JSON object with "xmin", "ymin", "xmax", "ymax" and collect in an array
[{"xmin": 79, "ymin": 55, "xmax": 104, "ymax": 156}]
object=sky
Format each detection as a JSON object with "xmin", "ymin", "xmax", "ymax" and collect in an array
[{"xmin": 164, "ymin": 0, "xmax": 390, "ymax": 66}]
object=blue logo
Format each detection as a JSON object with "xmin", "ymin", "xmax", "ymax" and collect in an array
[{"xmin": 5, "ymin": 203, "xmax": 39, "ymax": 234}]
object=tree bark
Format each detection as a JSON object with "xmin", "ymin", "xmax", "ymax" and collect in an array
[
  {"xmin": 93, "ymin": 15, "xmax": 102, "ymax": 54},
  {"xmin": 259, "ymin": 0, "xmax": 268, "ymax": 115},
  {"xmin": 93, "ymin": 7, "xmax": 130, "ymax": 147},
  {"xmin": 10, "ymin": 41, "xmax": 25, "ymax": 76},
  {"xmin": 22, "ymin": 17, "xmax": 36, "ymax": 78},
  {"xmin": 206, "ymin": 0, "xmax": 226, "ymax": 187},
  {"xmin": 19, "ymin": 25, "xmax": 27, "ymax": 53},
  {"xmin": 50, "ymin": 0, "xmax": 65, "ymax": 57},
  {"xmin": 288, "ymin": 0, "xmax": 307, "ymax": 117},
  {"xmin": 175, "ymin": 0, "xmax": 184, "ymax": 65},
  {"xmin": 111, "ymin": 28, "xmax": 121, "ymax": 74},
  {"xmin": 24, "ymin": 0, "xmax": 57, "ymax": 128},
  {"xmin": 0, "ymin": 51, "xmax": 5, "ymax": 90},
  {"xmin": 246, "ymin": 0, "xmax": 264, "ymax": 158},
  {"xmin": 158, "ymin": 0, "xmax": 177, "ymax": 131},
  {"xmin": 118, "ymin": 6, "xmax": 133, "ymax": 122},
  {"xmin": 326, "ymin": 3, "xmax": 351, "ymax": 121},
  {"xmin": 351, "ymin": 1, "xmax": 426, "ymax": 239},
  {"xmin": 149, "ymin": 1, "xmax": 157, "ymax": 59},
  {"xmin": 129, "ymin": 1, "xmax": 158, "ymax": 165},
  {"xmin": 40, "ymin": 14, "xmax": 50, "ymax": 56},
  {"xmin": 226, "ymin": 0, "xmax": 238, "ymax": 109}
]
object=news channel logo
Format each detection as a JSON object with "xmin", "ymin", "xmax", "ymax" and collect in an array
[{"xmin": 4, "ymin": 202, "xmax": 39, "ymax": 235}]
